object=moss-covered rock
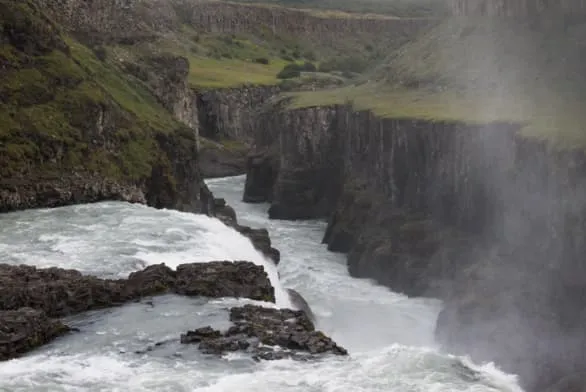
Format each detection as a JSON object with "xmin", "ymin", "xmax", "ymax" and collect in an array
[{"xmin": 0, "ymin": 0, "xmax": 211, "ymax": 213}]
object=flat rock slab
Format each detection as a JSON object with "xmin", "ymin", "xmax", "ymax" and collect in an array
[{"xmin": 181, "ymin": 304, "xmax": 347, "ymax": 360}]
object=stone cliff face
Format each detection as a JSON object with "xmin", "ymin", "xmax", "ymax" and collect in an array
[
  {"xmin": 244, "ymin": 102, "xmax": 586, "ymax": 391},
  {"xmin": 449, "ymin": 0, "xmax": 586, "ymax": 17},
  {"xmin": 198, "ymin": 86, "xmax": 279, "ymax": 142},
  {"xmin": 38, "ymin": 0, "xmax": 434, "ymax": 48}
]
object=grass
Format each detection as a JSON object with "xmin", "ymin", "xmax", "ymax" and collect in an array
[
  {"xmin": 0, "ymin": 0, "xmax": 192, "ymax": 183},
  {"xmin": 187, "ymin": 55, "xmax": 290, "ymax": 88},
  {"xmin": 288, "ymin": 82, "xmax": 586, "ymax": 149},
  {"xmin": 66, "ymin": 38, "xmax": 178, "ymax": 132},
  {"xmin": 285, "ymin": 16, "xmax": 586, "ymax": 149}
]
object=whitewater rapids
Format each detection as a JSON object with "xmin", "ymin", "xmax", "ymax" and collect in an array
[{"xmin": 0, "ymin": 175, "xmax": 524, "ymax": 392}]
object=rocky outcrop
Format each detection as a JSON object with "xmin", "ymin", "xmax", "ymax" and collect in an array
[
  {"xmin": 214, "ymin": 198, "xmax": 281, "ymax": 263},
  {"xmin": 0, "ymin": 308, "xmax": 71, "ymax": 361},
  {"xmin": 0, "ymin": 261, "xmax": 275, "ymax": 360},
  {"xmin": 0, "ymin": 262, "xmax": 275, "ymax": 317},
  {"xmin": 245, "ymin": 101, "xmax": 586, "ymax": 391},
  {"xmin": 181, "ymin": 304, "xmax": 346, "ymax": 359},
  {"xmin": 123, "ymin": 54, "xmax": 199, "ymax": 132}
]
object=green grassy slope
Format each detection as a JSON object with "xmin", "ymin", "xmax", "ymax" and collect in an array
[
  {"xmin": 0, "ymin": 0, "xmax": 191, "ymax": 181},
  {"xmin": 289, "ymin": 17, "xmax": 586, "ymax": 147}
]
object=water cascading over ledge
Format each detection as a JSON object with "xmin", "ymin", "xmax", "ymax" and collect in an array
[{"xmin": 243, "ymin": 100, "xmax": 586, "ymax": 391}]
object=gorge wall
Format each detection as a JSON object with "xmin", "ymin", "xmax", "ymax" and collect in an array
[
  {"xmin": 197, "ymin": 86, "xmax": 279, "ymax": 142},
  {"xmin": 244, "ymin": 102, "xmax": 586, "ymax": 391},
  {"xmin": 449, "ymin": 0, "xmax": 586, "ymax": 17},
  {"xmin": 37, "ymin": 0, "xmax": 433, "ymax": 46}
]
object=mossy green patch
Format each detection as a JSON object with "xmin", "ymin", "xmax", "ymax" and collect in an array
[
  {"xmin": 187, "ymin": 55, "xmax": 290, "ymax": 88},
  {"xmin": 0, "ymin": 0, "xmax": 188, "ymax": 183},
  {"xmin": 66, "ymin": 38, "xmax": 177, "ymax": 132}
]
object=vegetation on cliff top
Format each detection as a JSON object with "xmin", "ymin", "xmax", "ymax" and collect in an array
[
  {"xmin": 0, "ymin": 0, "xmax": 192, "ymax": 182},
  {"xmin": 289, "ymin": 17, "xmax": 586, "ymax": 148}
]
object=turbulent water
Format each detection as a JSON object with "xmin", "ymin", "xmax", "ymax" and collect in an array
[{"xmin": 0, "ymin": 175, "xmax": 524, "ymax": 392}]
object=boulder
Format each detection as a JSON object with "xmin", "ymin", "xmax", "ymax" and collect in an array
[
  {"xmin": 0, "ymin": 308, "xmax": 70, "ymax": 361},
  {"xmin": 181, "ymin": 304, "xmax": 347, "ymax": 360}
]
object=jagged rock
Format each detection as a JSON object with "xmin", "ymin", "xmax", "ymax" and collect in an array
[
  {"xmin": 213, "ymin": 199, "xmax": 280, "ymax": 264},
  {"xmin": 0, "ymin": 308, "xmax": 70, "ymax": 361},
  {"xmin": 233, "ymin": 226, "xmax": 281, "ymax": 264},
  {"xmin": 174, "ymin": 261, "xmax": 275, "ymax": 302},
  {"xmin": 181, "ymin": 305, "xmax": 347, "ymax": 359}
]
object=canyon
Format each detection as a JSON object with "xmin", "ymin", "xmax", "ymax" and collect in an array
[{"xmin": 3, "ymin": 0, "xmax": 586, "ymax": 391}]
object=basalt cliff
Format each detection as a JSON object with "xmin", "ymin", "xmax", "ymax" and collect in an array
[{"xmin": 242, "ymin": 15, "xmax": 586, "ymax": 392}]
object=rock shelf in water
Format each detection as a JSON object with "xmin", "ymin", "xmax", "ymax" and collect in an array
[
  {"xmin": 0, "ymin": 261, "xmax": 342, "ymax": 361},
  {"xmin": 181, "ymin": 305, "xmax": 347, "ymax": 360}
]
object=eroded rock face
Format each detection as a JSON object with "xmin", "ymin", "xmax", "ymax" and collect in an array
[
  {"xmin": 181, "ymin": 305, "xmax": 346, "ymax": 360},
  {"xmin": 0, "ymin": 308, "xmax": 71, "ymax": 361}
]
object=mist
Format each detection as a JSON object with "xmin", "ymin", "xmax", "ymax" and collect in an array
[{"xmin": 433, "ymin": 3, "xmax": 586, "ymax": 391}]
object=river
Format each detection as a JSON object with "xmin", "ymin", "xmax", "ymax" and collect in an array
[{"xmin": 0, "ymin": 175, "xmax": 523, "ymax": 392}]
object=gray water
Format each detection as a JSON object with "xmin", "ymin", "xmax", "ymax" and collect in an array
[{"xmin": 0, "ymin": 175, "xmax": 524, "ymax": 392}]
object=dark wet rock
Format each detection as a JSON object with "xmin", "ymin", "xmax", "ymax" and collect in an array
[
  {"xmin": 0, "ymin": 262, "xmax": 274, "ymax": 318},
  {"xmin": 0, "ymin": 307, "xmax": 70, "ymax": 361},
  {"xmin": 211, "ymin": 197, "xmax": 280, "ymax": 264},
  {"xmin": 126, "ymin": 264, "xmax": 177, "ymax": 297},
  {"xmin": 287, "ymin": 288, "xmax": 315, "ymax": 322},
  {"xmin": 243, "ymin": 147, "xmax": 279, "ymax": 203},
  {"xmin": 180, "ymin": 326, "xmax": 222, "ymax": 344},
  {"xmin": 181, "ymin": 304, "xmax": 347, "ymax": 360},
  {"xmin": 213, "ymin": 198, "xmax": 237, "ymax": 225},
  {"xmin": 233, "ymin": 225, "xmax": 281, "ymax": 264},
  {"xmin": 0, "ymin": 261, "xmax": 275, "ymax": 360},
  {"xmin": 174, "ymin": 261, "xmax": 275, "ymax": 302}
]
